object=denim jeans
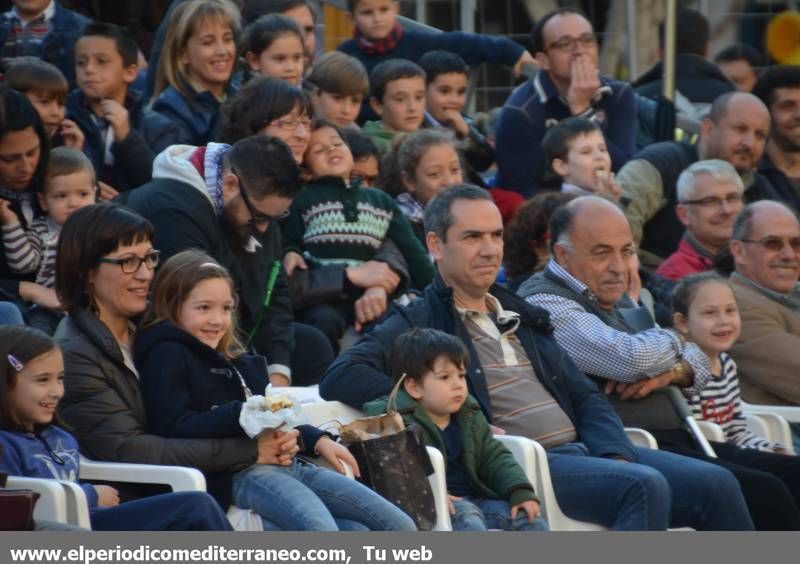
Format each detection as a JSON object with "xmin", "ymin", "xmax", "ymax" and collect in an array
[
  {"xmin": 232, "ymin": 459, "xmax": 417, "ymax": 531},
  {"xmin": 0, "ymin": 302, "xmax": 24, "ymax": 326},
  {"xmin": 451, "ymin": 497, "xmax": 549, "ymax": 531},
  {"xmin": 547, "ymin": 443, "xmax": 753, "ymax": 531},
  {"xmin": 90, "ymin": 492, "xmax": 232, "ymax": 531}
]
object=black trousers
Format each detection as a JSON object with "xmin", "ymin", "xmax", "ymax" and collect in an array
[{"xmin": 653, "ymin": 430, "xmax": 800, "ymax": 530}]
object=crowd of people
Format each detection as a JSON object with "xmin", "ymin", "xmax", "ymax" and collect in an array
[{"xmin": 1, "ymin": 0, "xmax": 800, "ymax": 533}]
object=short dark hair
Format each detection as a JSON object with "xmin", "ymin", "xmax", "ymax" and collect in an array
[
  {"xmin": 0, "ymin": 88, "xmax": 50, "ymax": 195},
  {"xmin": 78, "ymin": 22, "xmax": 139, "ymax": 67},
  {"xmin": 224, "ymin": 135, "xmax": 302, "ymax": 199},
  {"xmin": 56, "ymin": 203, "xmax": 155, "ymax": 314},
  {"xmin": 369, "ymin": 59, "xmax": 425, "ymax": 103},
  {"xmin": 658, "ymin": 8, "xmax": 709, "ymax": 56},
  {"xmin": 391, "ymin": 328, "xmax": 468, "ymax": 385},
  {"xmin": 342, "ymin": 128, "xmax": 379, "ymax": 162},
  {"xmin": 542, "ymin": 117, "xmax": 603, "ymax": 171},
  {"xmin": 504, "ymin": 192, "xmax": 577, "ymax": 279},
  {"xmin": 220, "ymin": 76, "xmax": 310, "ymax": 144},
  {"xmin": 243, "ymin": 0, "xmax": 317, "ymax": 25},
  {"xmin": 3, "ymin": 57, "xmax": 68, "ymax": 102},
  {"xmin": 530, "ymin": 7, "xmax": 588, "ymax": 55},
  {"xmin": 243, "ymin": 13, "xmax": 303, "ymax": 57},
  {"xmin": 671, "ymin": 271, "xmax": 730, "ymax": 317},
  {"xmin": 0, "ymin": 326, "xmax": 61, "ymax": 432},
  {"xmin": 752, "ymin": 65, "xmax": 800, "ymax": 109},
  {"xmin": 423, "ymin": 183, "xmax": 492, "ymax": 243},
  {"xmin": 714, "ymin": 43, "xmax": 764, "ymax": 67},
  {"xmin": 418, "ymin": 50, "xmax": 468, "ymax": 84}
]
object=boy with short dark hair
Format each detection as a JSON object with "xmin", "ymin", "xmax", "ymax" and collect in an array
[
  {"xmin": 3, "ymin": 56, "xmax": 83, "ymax": 149},
  {"xmin": 419, "ymin": 50, "xmax": 494, "ymax": 173},
  {"xmin": 0, "ymin": 0, "xmax": 89, "ymax": 87},
  {"xmin": 307, "ymin": 51, "xmax": 369, "ymax": 129},
  {"xmin": 363, "ymin": 327, "xmax": 548, "ymax": 532},
  {"xmin": 714, "ymin": 44, "xmax": 763, "ymax": 93},
  {"xmin": 542, "ymin": 116, "xmax": 621, "ymax": 200},
  {"xmin": 363, "ymin": 58, "xmax": 426, "ymax": 153},
  {"xmin": 342, "ymin": 128, "xmax": 380, "ymax": 188},
  {"xmin": 338, "ymin": 0, "xmax": 534, "ymax": 79},
  {"xmin": 66, "ymin": 22, "xmax": 179, "ymax": 193}
]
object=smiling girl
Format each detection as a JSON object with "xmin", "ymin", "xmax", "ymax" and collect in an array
[
  {"xmin": 151, "ymin": 0, "xmax": 240, "ymax": 146},
  {"xmin": 243, "ymin": 14, "xmax": 305, "ymax": 86}
]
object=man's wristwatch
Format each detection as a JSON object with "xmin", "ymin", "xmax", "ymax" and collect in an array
[{"xmin": 672, "ymin": 360, "xmax": 689, "ymax": 386}]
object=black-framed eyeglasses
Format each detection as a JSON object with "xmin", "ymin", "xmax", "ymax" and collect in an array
[
  {"xmin": 546, "ymin": 33, "xmax": 598, "ymax": 52},
  {"xmin": 98, "ymin": 250, "xmax": 161, "ymax": 273},
  {"xmin": 232, "ymin": 169, "xmax": 290, "ymax": 227},
  {"xmin": 738, "ymin": 237, "xmax": 800, "ymax": 253},
  {"xmin": 680, "ymin": 193, "xmax": 744, "ymax": 208}
]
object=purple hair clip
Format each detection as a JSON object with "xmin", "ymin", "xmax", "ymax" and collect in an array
[{"xmin": 7, "ymin": 354, "xmax": 23, "ymax": 372}]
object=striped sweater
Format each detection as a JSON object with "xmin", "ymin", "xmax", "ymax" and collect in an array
[
  {"xmin": 281, "ymin": 176, "xmax": 434, "ymax": 290},
  {"xmin": 682, "ymin": 352, "xmax": 781, "ymax": 451},
  {"xmin": 1, "ymin": 217, "xmax": 59, "ymax": 288}
]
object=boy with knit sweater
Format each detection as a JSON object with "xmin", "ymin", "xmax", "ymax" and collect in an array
[
  {"xmin": 364, "ymin": 328, "xmax": 548, "ymax": 531},
  {"xmin": 281, "ymin": 120, "xmax": 433, "ymax": 348}
]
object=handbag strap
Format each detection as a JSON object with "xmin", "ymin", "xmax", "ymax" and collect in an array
[{"xmin": 387, "ymin": 373, "xmax": 407, "ymax": 415}]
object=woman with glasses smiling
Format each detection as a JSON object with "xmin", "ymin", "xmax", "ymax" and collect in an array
[{"xmin": 53, "ymin": 203, "xmax": 276, "ymax": 505}]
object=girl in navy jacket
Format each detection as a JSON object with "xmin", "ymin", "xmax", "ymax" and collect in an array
[{"xmin": 134, "ymin": 249, "xmax": 415, "ymax": 531}]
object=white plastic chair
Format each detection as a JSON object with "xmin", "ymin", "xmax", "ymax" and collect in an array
[
  {"xmin": 5, "ymin": 476, "xmax": 76, "ymax": 526},
  {"xmin": 741, "ymin": 403, "xmax": 797, "ymax": 454},
  {"xmin": 624, "ymin": 427, "xmax": 659, "ymax": 449}
]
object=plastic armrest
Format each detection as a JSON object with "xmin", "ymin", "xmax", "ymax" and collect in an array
[
  {"xmin": 742, "ymin": 403, "xmax": 800, "ymax": 423},
  {"xmin": 695, "ymin": 420, "xmax": 725, "ymax": 443},
  {"xmin": 6, "ymin": 476, "xmax": 67, "ymax": 524},
  {"xmin": 424, "ymin": 446, "xmax": 452, "ymax": 531},
  {"xmin": 744, "ymin": 413, "xmax": 795, "ymax": 454},
  {"xmin": 79, "ymin": 457, "xmax": 206, "ymax": 492},
  {"xmin": 60, "ymin": 481, "xmax": 91, "ymax": 529},
  {"xmin": 624, "ymin": 427, "xmax": 659, "ymax": 449}
]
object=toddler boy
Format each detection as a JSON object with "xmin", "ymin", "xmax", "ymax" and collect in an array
[{"xmin": 364, "ymin": 328, "xmax": 548, "ymax": 532}]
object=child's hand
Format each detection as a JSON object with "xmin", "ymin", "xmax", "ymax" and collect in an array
[
  {"xmin": 510, "ymin": 500, "xmax": 540, "ymax": 522},
  {"xmin": 439, "ymin": 109, "xmax": 470, "ymax": 137},
  {"xmin": 282, "ymin": 251, "xmax": 307, "ymax": 277},
  {"xmin": 94, "ymin": 485, "xmax": 120, "ymax": 508},
  {"xmin": 595, "ymin": 171, "xmax": 622, "ymax": 201},
  {"xmin": 314, "ymin": 436, "xmax": 361, "ymax": 478},
  {"xmin": 255, "ymin": 428, "xmax": 300, "ymax": 466},
  {"xmin": 447, "ymin": 494, "xmax": 462, "ymax": 515},
  {"xmin": 97, "ymin": 181, "xmax": 119, "ymax": 202},
  {"xmin": 60, "ymin": 119, "xmax": 85, "ymax": 151},
  {"xmin": 19, "ymin": 282, "xmax": 63, "ymax": 311},
  {"xmin": 512, "ymin": 50, "xmax": 537, "ymax": 78},
  {"xmin": 0, "ymin": 198, "xmax": 19, "ymax": 225},
  {"xmin": 99, "ymin": 99, "xmax": 131, "ymax": 142},
  {"xmin": 353, "ymin": 286, "xmax": 388, "ymax": 332}
]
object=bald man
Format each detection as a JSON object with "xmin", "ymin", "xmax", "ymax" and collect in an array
[
  {"xmin": 520, "ymin": 195, "xmax": 800, "ymax": 530},
  {"xmin": 617, "ymin": 92, "xmax": 781, "ymax": 267}
]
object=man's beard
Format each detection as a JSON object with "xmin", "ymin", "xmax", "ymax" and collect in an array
[
  {"xmin": 221, "ymin": 206, "xmax": 255, "ymax": 250},
  {"xmin": 771, "ymin": 127, "xmax": 800, "ymax": 154}
]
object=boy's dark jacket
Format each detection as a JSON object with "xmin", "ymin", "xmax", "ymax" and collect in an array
[
  {"xmin": 133, "ymin": 320, "xmax": 331, "ymax": 504},
  {"xmin": 66, "ymin": 90, "xmax": 180, "ymax": 191},
  {"xmin": 363, "ymin": 389, "xmax": 537, "ymax": 506},
  {"xmin": 0, "ymin": 1, "xmax": 88, "ymax": 87},
  {"xmin": 320, "ymin": 272, "xmax": 637, "ymax": 463}
]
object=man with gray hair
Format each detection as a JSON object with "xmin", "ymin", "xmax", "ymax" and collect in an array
[
  {"xmin": 729, "ymin": 200, "xmax": 800, "ymax": 412},
  {"xmin": 654, "ymin": 160, "xmax": 745, "ymax": 281}
]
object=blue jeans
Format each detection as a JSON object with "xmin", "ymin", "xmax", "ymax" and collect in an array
[
  {"xmin": 0, "ymin": 302, "xmax": 24, "ymax": 326},
  {"xmin": 90, "ymin": 492, "xmax": 232, "ymax": 531},
  {"xmin": 547, "ymin": 443, "xmax": 753, "ymax": 531},
  {"xmin": 232, "ymin": 459, "xmax": 417, "ymax": 531},
  {"xmin": 451, "ymin": 497, "xmax": 549, "ymax": 531}
]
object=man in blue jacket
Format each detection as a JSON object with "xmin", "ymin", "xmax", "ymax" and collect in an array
[
  {"xmin": 320, "ymin": 184, "xmax": 753, "ymax": 530},
  {"xmin": 494, "ymin": 8, "xmax": 636, "ymax": 197}
]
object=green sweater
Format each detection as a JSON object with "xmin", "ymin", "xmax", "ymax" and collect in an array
[
  {"xmin": 281, "ymin": 176, "xmax": 434, "ymax": 290},
  {"xmin": 362, "ymin": 121, "xmax": 397, "ymax": 155},
  {"xmin": 363, "ymin": 389, "xmax": 538, "ymax": 506}
]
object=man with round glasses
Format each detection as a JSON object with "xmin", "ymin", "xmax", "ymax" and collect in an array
[
  {"xmin": 654, "ymin": 160, "xmax": 744, "ymax": 281},
  {"xmin": 494, "ymin": 7, "xmax": 637, "ymax": 197},
  {"xmin": 729, "ymin": 201, "xmax": 800, "ymax": 422}
]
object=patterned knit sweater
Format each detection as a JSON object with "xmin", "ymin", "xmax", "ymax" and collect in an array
[
  {"xmin": 281, "ymin": 176, "xmax": 434, "ymax": 290},
  {"xmin": 1, "ymin": 216, "xmax": 59, "ymax": 288}
]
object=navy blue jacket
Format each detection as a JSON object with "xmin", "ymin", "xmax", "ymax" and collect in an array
[
  {"xmin": 319, "ymin": 273, "xmax": 637, "ymax": 462},
  {"xmin": 133, "ymin": 320, "xmax": 330, "ymax": 506},
  {"xmin": 151, "ymin": 84, "xmax": 231, "ymax": 147},
  {"xmin": 495, "ymin": 71, "xmax": 637, "ymax": 197},
  {"xmin": 66, "ymin": 90, "xmax": 180, "ymax": 192},
  {"xmin": 0, "ymin": 1, "xmax": 89, "ymax": 88},
  {"xmin": 337, "ymin": 28, "xmax": 524, "ymax": 78}
]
